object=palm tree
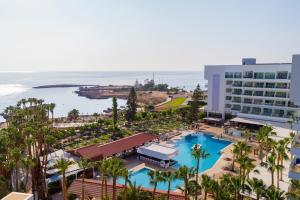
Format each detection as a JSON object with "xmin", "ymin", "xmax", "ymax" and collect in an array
[
  {"xmin": 11, "ymin": 147, "xmax": 22, "ymax": 191},
  {"xmin": 276, "ymin": 139, "xmax": 289, "ymax": 181},
  {"xmin": 245, "ymin": 178, "xmax": 266, "ymax": 200},
  {"xmin": 121, "ymin": 168, "xmax": 131, "ymax": 200},
  {"xmin": 77, "ymin": 159, "xmax": 92, "ymax": 200},
  {"xmin": 161, "ymin": 171, "xmax": 175, "ymax": 200},
  {"xmin": 192, "ymin": 145, "xmax": 209, "ymax": 200},
  {"xmin": 54, "ymin": 158, "xmax": 74, "ymax": 200},
  {"xmin": 148, "ymin": 170, "xmax": 163, "ymax": 200},
  {"xmin": 288, "ymin": 179, "xmax": 300, "ymax": 199},
  {"xmin": 261, "ymin": 153, "xmax": 277, "ymax": 186},
  {"xmin": 48, "ymin": 103, "xmax": 56, "ymax": 125},
  {"xmin": 243, "ymin": 129, "xmax": 251, "ymax": 142},
  {"xmin": 108, "ymin": 157, "xmax": 124, "ymax": 200},
  {"xmin": 21, "ymin": 157, "xmax": 34, "ymax": 192},
  {"xmin": 263, "ymin": 185, "xmax": 285, "ymax": 200},
  {"xmin": 200, "ymin": 174, "xmax": 212, "ymax": 200},
  {"xmin": 175, "ymin": 165, "xmax": 195, "ymax": 200},
  {"xmin": 97, "ymin": 159, "xmax": 110, "ymax": 199}
]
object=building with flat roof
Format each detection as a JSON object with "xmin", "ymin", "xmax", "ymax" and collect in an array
[
  {"xmin": 204, "ymin": 55, "xmax": 300, "ymax": 130},
  {"xmin": 2, "ymin": 192, "xmax": 33, "ymax": 200}
]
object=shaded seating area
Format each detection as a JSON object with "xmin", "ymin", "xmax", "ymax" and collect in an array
[
  {"xmin": 73, "ymin": 133, "xmax": 158, "ymax": 161},
  {"xmin": 203, "ymin": 117, "xmax": 223, "ymax": 126},
  {"xmin": 137, "ymin": 143, "xmax": 178, "ymax": 168}
]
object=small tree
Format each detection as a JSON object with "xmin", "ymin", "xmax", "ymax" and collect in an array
[
  {"xmin": 68, "ymin": 109, "xmax": 79, "ymax": 121},
  {"xmin": 126, "ymin": 87, "xmax": 137, "ymax": 122},
  {"xmin": 189, "ymin": 84, "xmax": 203, "ymax": 123},
  {"xmin": 112, "ymin": 97, "xmax": 118, "ymax": 129}
]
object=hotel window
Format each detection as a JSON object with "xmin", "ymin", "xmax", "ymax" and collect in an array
[
  {"xmin": 275, "ymin": 101, "xmax": 286, "ymax": 106},
  {"xmin": 242, "ymin": 106, "xmax": 251, "ymax": 113},
  {"xmin": 273, "ymin": 109, "xmax": 284, "ymax": 117},
  {"xmin": 226, "ymin": 88, "xmax": 232, "ymax": 93},
  {"xmin": 265, "ymin": 100, "xmax": 274, "ymax": 106},
  {"xmin": 252, "ymin": 107, "xmax": 261, "ymax": 114},
  {"xmin": 234, "ymin": 72, "xmax": 242, "ymax": 78},
  {"xmin": 254, "ymin": 72, "xmax": 264, "ymax": 79},
  {"xmin": 276, "ymin": 92, "xmax": 287, "ymax": 98},
  {"xmin": 287, "ymin": 110, "xmax": 295, "ymax": 117},
  {"xmin": 253, "ymin": 91, "xmax": 264, "ymax": 96},
  {"xmin": 243, "ymin": 82, "xmax": 253, "ymax": 87},
  {"xmin": 276, "ymin": 71, "xmax": 288, "ymax": 79},
  {"xmin": 253, "ymin": 99, "xmax": 263, "ymax": 104},
  {"xmin": 243, "ymin": 71, "xmax": 253, "ymax": 78},
  {"xmin": 232, "ymin": 105, "xmax": 241, "ymax": 111},
  {"xmin": 265, "ymin": 91, "xmax": 275, "ymax": 97},
  {"xmin": 226, "ymin": 96, "xmax": 232, "ymax": 101},
  {"xmin": 225, "ymin": 104, "xmax": 232, "ymax": 108},
  {"xmin": 265, "ymin": 82, "xmax": 275, "ymax": 88},
  {"xmin": 276, "ymin": 83, "xmax": 288, "ymax": 89},
  {"xmin": 265, "ymin": 72, "xmax": 275, "ymax": 79},
  {"xmin": 233, "ymin": 89, "xmax": 242, "ymax": 95},
  {"xmin": 225, "ymin": 72, "xmax": 234, "ymax": 78},
  {"xmin": 233, "ymin": 81, "xmax": 242, "ymax": 87},
  {"xmin": 263, "ymin": 108, "xmax": 272, "ymax": 116},
  {"xmin": 254, "ymin": 82, "xmax": 264, "ymax": 88},
  {"xmin": 232, "ymin": 97, "xmax": 241, "ymax": 103},
  {"xmin": 226, "ymin": 80, "xmax": 233, "ymax": 85},
  {"xmin": 244, "ymin": 90, "xmax": 253, "ymax": 96},
  {"xmin": 243, "ymin": 98, "xmax": 252, "ymax": 104}
]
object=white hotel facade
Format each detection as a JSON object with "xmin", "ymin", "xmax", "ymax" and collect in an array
[{"xmin": 204, "ymin": 55, "xmax": 300, "ymax": 128}]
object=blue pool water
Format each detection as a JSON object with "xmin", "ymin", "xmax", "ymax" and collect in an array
[
  {"xmin": 117, "ymin": 167, "xmax": 184, "ymax": 191},
  {"xmin": 118, "ymin": 133, "xmax": 231, "ymax": 191}
]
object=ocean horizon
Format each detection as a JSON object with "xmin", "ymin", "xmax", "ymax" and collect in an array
[{"xmin": 0, "ymin": 71, "xmax": 205, "ymax": 122}]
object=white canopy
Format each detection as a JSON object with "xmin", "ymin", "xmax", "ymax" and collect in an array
[{"xmin": 137, "ymin": 143, "xmax": 178, "ymax": 160}]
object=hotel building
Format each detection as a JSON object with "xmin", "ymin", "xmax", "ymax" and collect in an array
[{"xmin": 204, "ymin": 55, "xmax": 300, "ymax": 128}]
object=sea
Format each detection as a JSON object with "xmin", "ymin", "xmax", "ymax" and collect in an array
[{"xmin": 0, "ymin": 71, "xmax": 205, "ymax": 122}]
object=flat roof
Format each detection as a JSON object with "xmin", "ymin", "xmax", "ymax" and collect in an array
[
  {"xmin": 2, "ymin": 192, "xmax": 33, "ymax": 200},
  {"xmin": 137, "ymin": 143, "xmax": 178, "ymax": 160},
  {"xmin": 230, "ymin": 117, "xmax": 264, "ymax": 126},
  {"xmin": 75, "ymin": 133, "xmax": 158, "ymax": 160}
]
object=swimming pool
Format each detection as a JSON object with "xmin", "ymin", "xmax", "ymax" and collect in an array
[
  {"xmin": 118, "ymin": 133, "xmax": 231, "ymax": 190},
  {"xmin": 117, "ymin": 167, "xmax": 184, "ymax": 191}
]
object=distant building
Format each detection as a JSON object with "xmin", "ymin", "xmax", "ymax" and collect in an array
[{"xmin": 204, "ymin": 55, "xmax": 300, "ymax": 129}]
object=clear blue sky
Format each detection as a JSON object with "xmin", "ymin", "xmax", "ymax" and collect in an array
[{"xmin": 0, "ymin": 0, "xmax": 300, "ymax": 71}]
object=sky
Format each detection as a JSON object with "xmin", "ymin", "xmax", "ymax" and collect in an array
[{"xmin": 0, "ymin": 0, "xmax": 300, "ymax": 71}]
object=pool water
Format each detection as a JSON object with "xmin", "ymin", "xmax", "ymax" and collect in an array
[
  {"xmin": 117, "ymin": 167, "xmax": 184, "ymax": 191},
  {"xmin": 118, "ymin": 133, "xmax": 231, "ymax": 191}
]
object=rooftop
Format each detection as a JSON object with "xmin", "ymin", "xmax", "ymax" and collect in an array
[
  {"xmin": 2, "ymin": 192, "xmax": 33, "ymax": 200},
  {"xmin": 74, "ymin": 133, "xmax": 158, "ymax": 160}
]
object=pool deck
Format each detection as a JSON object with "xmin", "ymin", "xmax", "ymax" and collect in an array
[{"xmin": 124, "ymin": 124, "xmax": 239, "ymax": 180}]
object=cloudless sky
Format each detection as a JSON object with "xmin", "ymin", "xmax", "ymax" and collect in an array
[{"xmin": 0, "ymin": 0, "xmax": 300, "ymax": 71}]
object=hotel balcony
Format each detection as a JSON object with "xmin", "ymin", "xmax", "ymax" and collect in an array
[{"xmin": 289, "ymin": 158, "xmax": 300, "ymax": 180}]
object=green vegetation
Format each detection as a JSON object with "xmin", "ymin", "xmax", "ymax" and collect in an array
[
  {"xmin": 188, "ymin": 84, "xmax": 205, "ymax": 122},
  {"xmin": 112, "ymin": 97, "xmax": 118, "ymax": 130},
  {"xmin": 126, "ymin": 87, "xmax": 138, "ymax": 122},
  {"xmin": 156, "ymin": 97, "xmax": 187, "ymax": 111},
  {"xmin": 68, "ymin": 109, "xmax": 80, "ymax": 121}
]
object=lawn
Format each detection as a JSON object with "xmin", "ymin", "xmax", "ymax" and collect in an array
[{"xmin": 156, "ymin": 97, "xmax": 187, "ymax": 111}]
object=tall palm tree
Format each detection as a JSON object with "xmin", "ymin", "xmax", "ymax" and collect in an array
[
  {"xmin": 243, "ymin": 129, "xmax": 251, "ymax": 142},
  {"xmin": 21, "ymin": 156, "xmax": 34, "ymax": 192},
  {"xmin": 192, "ymin": 145, "xmax": 209, "ymax": 200},
  {"xmin": 77, "ymin": 159, "xmax": 92, "ymax": 200},
  {"xmin": 97, "ymin": 159, "xmax": 110, "ymax": 199},
  {"xmin": 108, "ymin": 157, "xmax": 124, "ymax": 200},
  {"xmin": 261, "ymin": 153, "xmax": 277, "ymax": 186},
  {"xmin": 11, "ymin": 147, "xmax": 22, "ymax": 191},
  {"xmin": 175, "ymin": 165, "xmax": 195, "ymax": 200},
  {"xmin": 121, "ymin": 168, "xmax": 131, "ymax": 200},
  {"xmin": 245, "ymin": 178, "xmax": 266, "ymax": 200},
  {"xmin": 148, "ymin": 170, "xmax": 163, "ymax": 200},
  {"xmin": 276, "ymin": 139, "xmax": 289, "ymax": 181},
  {"xmin": 200, "ymin": 174, "xmax": 212, "ymax": 200},
  {"xmin": 263, "ymin": 185, "xmax": 285, "ymax": 200},
  {"xmin": 48, "ymin": 103, "xmax": 56, "ymax": 125},
  {"xmin": 54, "ymin": 158, "xmax": 74, "ymax": 200},
  {"xmin": 161, "ymin": 171, "xmax": 175, "ymax": 200}
]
